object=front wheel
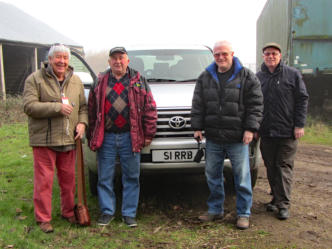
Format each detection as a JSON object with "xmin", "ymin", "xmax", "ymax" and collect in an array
[
  {"xmin": 250, "ymin": 167, "xmax": 259, "ymax": 188},
  {"xmin": 88, "ymin": 168, "xmax": 98, "ymax": 196},
  {"xmin": 223, "ymin": 167, "xmax": 259, "ymax": 190}
]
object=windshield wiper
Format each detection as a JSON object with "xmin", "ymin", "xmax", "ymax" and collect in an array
[
  {"xmin": 147, "ymin": 78, "xmax": 177, "ymax": 82},
  {"xmin": 178, "ymin": 79, "xmax": 197, "ymax": 82}
]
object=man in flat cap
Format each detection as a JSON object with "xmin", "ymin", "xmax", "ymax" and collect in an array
[
  {"xmin": 87, "ymin": 46, "xmax": 157, "ymax": 227},
  {"xmin": 256, "ymin": 42, "xmax": 309, "ymax": 220}
]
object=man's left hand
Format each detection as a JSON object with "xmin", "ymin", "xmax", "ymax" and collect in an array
[
  {"xmin": 294, "ymin": 127, "xmax": 305, "ymax": 139},
  {"xmin": 75, "ymin": 123, "xmax": 86, "ymax": 140},
  {"xmin": 243, "ymin": 130, "xmax": 254, "ymax": 145}
]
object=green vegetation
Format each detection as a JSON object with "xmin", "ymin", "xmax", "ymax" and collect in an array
[
  {"xmin": 301, "ymin": 116, "xmax": 332, "ymax": 146},
  {"xmin": 0, "ymin": 123, "xmax": 273, "ymax": 249},
  {"xmin": 1, "ymin": 97, "xmax": 331, "ymax": 248},
  {"xmin": 0, "ymin": 95, "xmax": 27, "ymax": 127}
]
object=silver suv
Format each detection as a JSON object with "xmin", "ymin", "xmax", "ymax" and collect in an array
[{"xmin": 82, "ymin": 46, "xmax": 261, "ymax": 195}]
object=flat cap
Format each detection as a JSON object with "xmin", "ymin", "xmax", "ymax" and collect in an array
[
  {"xmin": 262, "ymin": 42, "xmax": 282, "ymax": 52},
  {"xmin": 109, "ymin": 46, "xmax": 127, "ymax": 56}
]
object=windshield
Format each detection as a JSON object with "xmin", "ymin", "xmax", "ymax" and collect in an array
[{"xmin": 127, "ymin": 49, "xmax": 213, "ymax": 82}]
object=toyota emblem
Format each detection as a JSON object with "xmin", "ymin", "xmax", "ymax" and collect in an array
[{"xmin": 169, "ymin": 116, "xmax": 186, "ymax": 129}]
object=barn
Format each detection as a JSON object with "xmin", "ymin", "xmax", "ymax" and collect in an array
[{"xmin": 0, "ymin": 2, "xmax": 84, "ymax": 100}]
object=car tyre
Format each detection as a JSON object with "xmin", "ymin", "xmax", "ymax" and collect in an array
[
  {"xmin": 250, "ymin": 167, "xmax": 259, "ymax": 188},
  {"xmin": 223, "ymin": 166, "xmax": 259, "ymax": 190},
  {"xmin": 88, "ymin": 168, "xmax": 98, "ymax": 196}
]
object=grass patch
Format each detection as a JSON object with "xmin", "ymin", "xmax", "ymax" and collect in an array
[
  {"xmin": 1, "ymin": 97, "xmax": 331, "ymax": 248},
  {"xmin": 0, "ymin": 95, "xmax": 27, "ymax": 127},
  {"xmin": 1, "ymin": 123, "xmax": 306, "ymax": 249},
  {"xmin": 301, "ymin": 116, "xmax": 332, "ymax": 146}
]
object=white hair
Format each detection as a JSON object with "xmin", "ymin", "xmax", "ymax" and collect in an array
[
  {"xmin": 213, "ymin": 40, "xmax": 233, "ymax": 52},
  {"xmin": 48, "ymin": 44, "xmax": 71, "ymax": 59}
]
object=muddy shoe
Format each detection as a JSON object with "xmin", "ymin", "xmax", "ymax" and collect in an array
[
  {"xmin": 198, "ymin": 212, "xmax": 223, "ymax": 222},
  {"xmin": 38, "ymin": 222, "xmax": 54, "ymax": 233},
  {"xmin": 62, "ymin": 215, "xmax": 77, "ymax": 224},
  {"xmin": 236, "ymin": 217, "xmax": 249, "ymax": 230},
  {"xmin": 277, "ymin": 208, "xmax": 289, "ymax": 220},
  {"xmin": 266, "ymin": 203, "xmax": 278, "ymax": 212}
]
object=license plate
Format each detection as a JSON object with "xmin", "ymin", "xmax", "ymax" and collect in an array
[{"xmin": 152, "ymin": 149, "xmax": 204, "ymax": 162}]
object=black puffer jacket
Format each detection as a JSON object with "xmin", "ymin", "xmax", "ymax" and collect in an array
[
  {"xmin": 256, "ymin": 62, "xmax": 309, "ymax": 138},
  {"xmin": 191, "ymin": 57, "xmax": 263, "ymax": 143}
]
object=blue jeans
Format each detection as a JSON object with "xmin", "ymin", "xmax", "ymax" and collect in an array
[
  {"xmin": 97, "ymin": 132, "xmax": 140, "ymax": 218},
  {"xmin": 205, "ymin": 139, "xmax": 252, "ymax": 217}
]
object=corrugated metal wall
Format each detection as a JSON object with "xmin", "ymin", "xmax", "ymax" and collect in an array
[
  {"xmin": 291, "ymin": 0, "xmax": 332, "ymax": 73},
  {"xmin": 257, "ymin": 0, "xmax": 332, "ymax": 72},
  {"xmin": 256, "ymin": 0, "xmax": 332, "ymax": 116},
  {"xmin": 256, "ymin": 0, "xmax": 290, "ymax": 70}
]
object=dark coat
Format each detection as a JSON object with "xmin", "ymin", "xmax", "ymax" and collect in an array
[
  {"xmin": 87, "ymin": 67, "xmax": 157, "ymax": 152},
  {"xmin": 191, "ymin": 57, "xmax": 263, "ymax": 143},
  {"xmin": 256, "ymin": 62, "xmax": 309, "ymax": 138}
]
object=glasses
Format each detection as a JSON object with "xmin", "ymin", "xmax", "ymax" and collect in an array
[
  {"xmin": 213, "ymin": 52, "xmax": 232, "ymax": 58},
  {"xmin": 263, "ymin": 51, "xmax": 280, "ymax": 57}
]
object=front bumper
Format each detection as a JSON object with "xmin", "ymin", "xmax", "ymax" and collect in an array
[{"xmin": 83, "ymin": 137, "xmax": 260, "ymax": 173}]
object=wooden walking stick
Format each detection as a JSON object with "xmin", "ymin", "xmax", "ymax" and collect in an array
[{"xmin": 74, "ymin": 138, "xmax": 91, "ymax": 226}]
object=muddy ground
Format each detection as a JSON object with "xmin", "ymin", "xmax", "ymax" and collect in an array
[{"xmin": 139, "ymin": 143, "xmax": 332, "ymax": 248}]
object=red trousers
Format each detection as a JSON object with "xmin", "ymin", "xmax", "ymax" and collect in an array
[{"xmin": 33, "ymin": 147, "xmax": 76, "ymax": 222}]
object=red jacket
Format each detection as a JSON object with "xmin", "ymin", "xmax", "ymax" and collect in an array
[{"xmin": 87, "ymin": 67, "xmax": 157, "ymax": 152}]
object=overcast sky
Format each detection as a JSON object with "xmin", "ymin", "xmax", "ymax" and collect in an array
[{"xmin": 4, "ymin": 0, "xmax": 267, "ymax": 63}]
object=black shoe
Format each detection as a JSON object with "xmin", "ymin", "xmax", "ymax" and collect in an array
[
  {"xmin": 277, "ymin": 208, "xmax": 289, "ymax": 220},
  {"xmin": 266, "ymin": 203, "xmax": 278, "ymax": 212},
  {"xmin": 122, "ymin": 216, "xmax": 137, "ymax": 227},
  {"xmin": 97, "ymin": 214, "xmax": 114, "ymax": 226}
]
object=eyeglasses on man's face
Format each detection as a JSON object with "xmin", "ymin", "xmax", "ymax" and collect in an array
[
  {"xmin": 263, "ymin": 51, "xmax": 280, "ymax": 57},
  {"xmin": 213, "ymin": 52, "xmax": 232, "ymax": 58}
]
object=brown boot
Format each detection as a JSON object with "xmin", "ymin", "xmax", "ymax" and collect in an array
[
  {"xmin": 236, "ymin": 216, "xmax": 249, "ymax": 230},
  {"xmin": 38, "ymin": 222, "xmax": 54, "ymax": 233},
  {"xmin": 198, "ymin": 212, "xmax": 224, "ymax": 222}
]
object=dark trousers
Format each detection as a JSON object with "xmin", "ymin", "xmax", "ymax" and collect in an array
[{"xmin": 260, "ymin": 138, "xmax": 298, "ymax": 209}]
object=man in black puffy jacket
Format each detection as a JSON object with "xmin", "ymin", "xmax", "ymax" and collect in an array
[
  {"xmin": 256, "ymin": 42, "xmax": 308, "ymax": 220},
  {"xmin": 191, "ymin": 40, "xmax": 263, "ymax": 230}
]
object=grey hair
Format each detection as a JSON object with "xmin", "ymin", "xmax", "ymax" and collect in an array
[
  {"xmin": 48, "ymin": 44, "xmax": 71, "ymax": 59},
  {"xmin": 213, "ymin": 40, "xmax": 233, "ymax": 52}
]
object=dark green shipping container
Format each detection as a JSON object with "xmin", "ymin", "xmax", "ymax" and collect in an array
[{"xmin": 257, "ymin": 0, "xmax": 332, "ymax": 116}]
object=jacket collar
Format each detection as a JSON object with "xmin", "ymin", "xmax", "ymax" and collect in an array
[
  {"xmin": 206, "ymin": 56, "xmax": 243, "ymax": 83},
  {"xmin": 261, "ymin": 61, "xmax": 283, "ymax": 75},
  {"xmin": 101, "ymin": 66, "xmax": 141, "ymax": 89},
  {"xmin": 43, "ymin": 62, "xmax": 74, "ymax": 82},
  {"xmin": 107, "ymin": 67, "xmax": 141, "ymax": 84}
]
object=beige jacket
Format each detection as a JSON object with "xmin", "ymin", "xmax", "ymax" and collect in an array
[{"xmin": 23, "ymin": 63, "xmax": 88, "ymax": 147}]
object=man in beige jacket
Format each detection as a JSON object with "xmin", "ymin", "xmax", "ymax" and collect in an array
[{"xmin": 23, "ymin": 44, "xmax": 88, "ymax": 233}]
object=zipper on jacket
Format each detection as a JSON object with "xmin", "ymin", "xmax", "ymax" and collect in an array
[
  {"xmin": 61, "ymin": 92, "xmax": 70, "ymax": 136},
  {"xmin": 46, "ymin": 118, "xmax": 52, "ymax": 144}
]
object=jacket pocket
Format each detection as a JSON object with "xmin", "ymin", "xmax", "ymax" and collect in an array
[
  {"xmin": 134, "ymin": 86, "xmax": 147, "ymax": 109},
  {"xmin": 29, "ymin": 118, "xmax": 48, "ymax": 136}
]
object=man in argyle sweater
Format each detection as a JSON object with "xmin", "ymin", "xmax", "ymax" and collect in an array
[{"xmin": 87, "ymin": 47, "xmax": 157, "ymax": 227}]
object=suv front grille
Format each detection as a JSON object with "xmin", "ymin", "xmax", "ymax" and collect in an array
[{"xmin": 155, "ymin": 108, "xmax": 193, "ymax": 138}]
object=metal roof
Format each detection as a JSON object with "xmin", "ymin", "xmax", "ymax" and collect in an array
[{"xmin": 0, "ymin": 2, "xmax": 81, "ymax": 47}]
